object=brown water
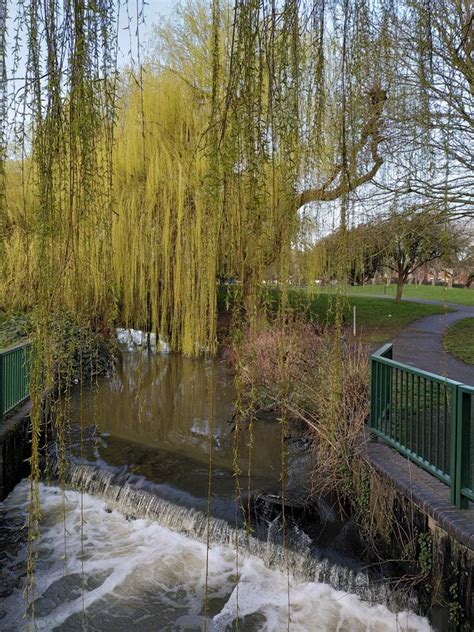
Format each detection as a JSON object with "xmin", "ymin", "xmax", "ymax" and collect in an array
[
  {"xmin": 71, "ymin": 350, "xmax": 283, "ymax": 478},
  {"xmin": 63, "ymin": 349, "xmax": 308, "ymax": 528},
  {"xmin": 0, "ymin": 348, "xmax": 433, "ymax": 631}
]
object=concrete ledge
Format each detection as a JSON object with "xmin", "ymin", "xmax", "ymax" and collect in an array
[
  {"xmin": 366, "ymin": 441, "xmax": 474, "ymax": 551},
  {"xmin": 0, "ymin": 402, "xmax": 31, "ymax": 500}
]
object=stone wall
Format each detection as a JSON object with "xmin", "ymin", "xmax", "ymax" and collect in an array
[
  {"xmin": 366, "ymin": 441, "xmax": 473, "ymax": 631},
  {"xmin": 0, "ymin": 404, "xmax": 31, "ymax": 501}
]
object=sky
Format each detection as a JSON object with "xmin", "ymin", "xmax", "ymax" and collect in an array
[
  {"xmin": 116, "ymin": 0, "xmax": 175, "ymax": 65},
  {"xmin": 5, "ymin": 0, "xmax": 177, "ymax": 74},
  {"xmin": 142, "ymin": 0, "xmax": 175, "ymax": 27},
  {"xmin": 2, "ymin": 0, "xmax": 179, "ymax": 153}
]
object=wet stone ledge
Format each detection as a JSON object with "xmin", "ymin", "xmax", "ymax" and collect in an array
[{"xmin": 0, "ymin": 403, "xmax": 31, "ymax": 501}]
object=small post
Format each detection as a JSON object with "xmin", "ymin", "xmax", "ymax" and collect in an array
[
  {"xmin": 370, "ymin": 355, "xmax": 377, "ymax": 432},
  {"xmin": 353, "ymin": 305, "xmax": 356, "ymax": 337}
]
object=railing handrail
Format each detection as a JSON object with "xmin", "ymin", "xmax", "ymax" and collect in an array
[
  {"xmin": 371, "ymin": 342, "xmax": 393, "ymax": 359},
  {"xmin": 0, "ymin": 341, "xmax": 31, "ymax": 423},
  {"xmin": 371, "ymin": 343, "xmax": 473, "ymax": 509},
  {"xmin": 371, "ymin": 344, "xmax": 463, "ymax": 386},
  {"xmin": 0, "ymin": 340, "xmax": 31, "ymax": 355}
]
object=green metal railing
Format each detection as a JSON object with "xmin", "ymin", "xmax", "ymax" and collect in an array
[
  {"xmin": 371, "ymin": 343, "xmax": 473, "ymax": 509},
  {"xmin": 0, "ymin": 342, "xmax": 31, "ymax": 423}
]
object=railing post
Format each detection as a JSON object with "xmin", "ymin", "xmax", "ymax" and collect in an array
[
  {"xmin": 454, "ymin": 386, "xmax": 472, "ymax": 509},
  {"xmin": 370, "ymin": 343, "xmax": 393, "ymax": 437},
  {"xmin": 383, "ymin": 346, "xmax": 392, "ymax": 433},
  {"xmin": 370, "ymin": 356, "xmax": 376, "ymax": 431},
  {"xmin": 450, "ymin": 383, "xmax": 459, "ymax": 507}
]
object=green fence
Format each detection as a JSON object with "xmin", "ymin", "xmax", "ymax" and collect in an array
[
  {"xmin": 371, "ymin": 343, "xmax": 473, "ymax": 509},
  {"xmin": 0, "ymin": 342, "xmax": 31, "ymax": 423}
]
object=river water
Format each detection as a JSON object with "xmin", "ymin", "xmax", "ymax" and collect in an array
[{"xmin": 0, "ymin": 349, "xmax": 433, "ymax": 631}]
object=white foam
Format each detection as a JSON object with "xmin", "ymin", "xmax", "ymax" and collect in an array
[
  {"xmin": 116, "ymin": 327, "xmax": 169, "ymax": 354},
  {"xmin": 0, "ymin": 481, "xmax": 432, "ymax": 631}
]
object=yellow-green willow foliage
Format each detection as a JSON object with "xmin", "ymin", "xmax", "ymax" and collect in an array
[
  {"xmin": 0, "ymin": 0, "xmax": 6, "ymax": 254},
  {"xmin": 1, "ymin": 4, "xmax": 118, "ymax": 322},
  {"xmin": 111, "ymin": 70, "xmax": 219, "ymax": 354},
  {"xmin": 1, "ymin": 0, "xmax": 120, "ymax": 613},
  {"xmin": 1, "ymin": 138, "xmax": 116, "ymax": 317},
  {"xmin": 1, "ymin": 0, "xmax": 396, "ymax": 356}
]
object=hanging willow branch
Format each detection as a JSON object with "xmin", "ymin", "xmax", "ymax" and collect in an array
[
  {"xmin": 2, "ymin": 0, "xmax": 393, "ymax": 357},
  {"xmin": 0, "ymin": 0, "xmax": 6, "ymax": 253},
  {"xmin": 297, "ymin": 85, "xmax": 387, "ymax": 207}
]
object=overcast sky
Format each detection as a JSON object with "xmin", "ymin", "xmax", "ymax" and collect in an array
[
  {"xmin": 5, "ymin": 0, "xmax": 177, "ymax": 74},
  {"xmin": 117, "ymin": 0, "xmax": 175, "ymax": 65},
  {"xmin": 2, "ymin": 0, "xmax": 179, "ymax": 151}
]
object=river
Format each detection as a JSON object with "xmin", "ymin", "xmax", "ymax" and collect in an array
[{"xmin": 0, "ymin": 347, "xmax": 433, "ymax": 631}]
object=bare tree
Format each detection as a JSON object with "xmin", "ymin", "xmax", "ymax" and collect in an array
[
  {"xmin": 383, "ymin": 209, "xmax": 466, "ymax": 301},
  {"xmin": 373, "ymin": 0, "xmax": 474, "ymax": 219}
]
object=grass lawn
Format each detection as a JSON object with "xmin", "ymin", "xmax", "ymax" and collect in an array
[
  {"xmin": 298, "ymin": 293, "xmax": 451, "ymax": 347},
  {"xmin": 325, "ymin": 283, "xmax": 474, "ymax": 306},
  {"xmin": 443, "ymin": 318, "xmax": 474, "ymax": 366},
  {"xmin": 218, "ymin": 286, "xmax": 452, "ymax": 347}
]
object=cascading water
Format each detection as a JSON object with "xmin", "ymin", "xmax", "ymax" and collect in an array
[
  {"xmin": 0, "ymin": 477, "xmax": 432, "ymax": 631},
  {"xmin": 0, "ymin": 349, "xmax": 434, "ymax": 630}
]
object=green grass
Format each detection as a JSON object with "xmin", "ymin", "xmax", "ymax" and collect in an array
[
  {"xmin": 218, "ymin": 287, "xmax": 451, "ymax": 347},
  {"xmin": 297, "ymin": 293, "xmax": 451, "ymax": 346},
  {"xmin": 444, "ymin": 318, "xmax": 474, "ymax": 366},
  {"xmin": 323, "ymin": 283, "xmax": 474, "ymax": 306}
]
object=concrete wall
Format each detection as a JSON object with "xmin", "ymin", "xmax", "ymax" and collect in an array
[{"xmin": 0, "ymin": 404, "xmax": 31, "ymax": 501}]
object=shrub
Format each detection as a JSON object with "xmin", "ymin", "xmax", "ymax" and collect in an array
[{"xmin": 228, "ymin": 315, "xmax": 370, "ymax": 496}]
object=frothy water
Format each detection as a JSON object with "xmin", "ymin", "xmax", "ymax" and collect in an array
[
  {"xmin": 48, "ymin": 463, "xmax": 404, "ymax": 603},
  {"xmin": 0, "ymin": 480, "xmax": 432, "ymax": 631}
]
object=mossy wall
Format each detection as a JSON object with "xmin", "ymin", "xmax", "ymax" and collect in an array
[{"xmin": 363, "ymin": 465, "xmax": 473, "ymax": 631}]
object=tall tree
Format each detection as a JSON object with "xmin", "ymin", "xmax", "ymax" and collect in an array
[
  {"xmin": 383, "ymin": 209, "xmax": 465, "ymax": 301},
  {"xmin": 374, "ymin": 0, "xmax": 474, "ymax": 219}
]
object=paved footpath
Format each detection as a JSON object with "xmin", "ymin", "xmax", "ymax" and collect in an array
[
  {"xmin": 368, "ymin": 297, "xmax": 474, "ymax": 538},
  {"xmin": 391, "ymin": 298, "xmax": 474, "ymax": 384}
]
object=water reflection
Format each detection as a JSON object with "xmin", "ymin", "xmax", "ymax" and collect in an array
[{"xmin": 70, "ymin": 350, "xmax": 283, "ymax": 480}]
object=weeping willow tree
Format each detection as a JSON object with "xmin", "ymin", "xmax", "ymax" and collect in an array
[
  {"xmin": 1, "ymin": 0, "xmax": 396, "ymax": 353},
  {"xmin": 105, "ymin": 0, "xmax": 392, "ymax": 355},
  {"xmin": 0, "ymin": 0, "xmax": 6, "ymax": 259},
  {"xmin": 5, "ymin": 1, "xmax": 470, "ymax": 357},
  {"xmin": 0, "ymin": 0, "xmax": 120, "ymax": 615},
  {"xmin": 1, "ymin": 0, "xmax": 395, "ymax": 556},
  {"xmin": 3, "ymin": 0, "xmax": 467, "ymax": 625}
]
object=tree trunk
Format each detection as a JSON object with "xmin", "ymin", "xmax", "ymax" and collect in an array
[{"xmin": 395, "ymin": 273, "xmax": 404, "ymax": 302}]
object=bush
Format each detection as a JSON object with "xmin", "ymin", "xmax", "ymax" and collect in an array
[
  {"xmin": 227, "ymin": 316, "xmax": 370, "ymax": 496},
  {"xmin": 0, "ymin": 311, "xmax": 115, "ymax": 384},
  {"xmin": 0, "ymin": 312, "xmax": 31, "ymax": 348}
]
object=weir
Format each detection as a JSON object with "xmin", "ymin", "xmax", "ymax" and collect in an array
[
  {"xmin": 52, "ymin": 461, "xmax": 401, "ymax": 606},
  {"xmin": 0, "ymin": 343, "xmax": 472, "ymax": 629},
  {"xmin": 0, "ymin": 478, "xmax": 433, "ymax": 632}
]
